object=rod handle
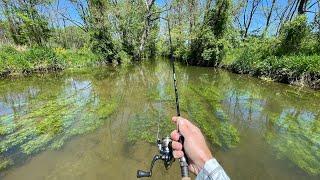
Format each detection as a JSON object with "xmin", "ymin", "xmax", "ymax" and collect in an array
[
  {"xmin": 179, "ymin": 156, "xmax": 189, "ymax": 177},
  {"xmin": 179, "ymin": 136, "xmax": 189, "ymax": 178}
]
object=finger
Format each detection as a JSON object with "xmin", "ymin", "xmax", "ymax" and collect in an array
[
  {"xmin": 171, "ymin": 141, "xmax": 182, "ymax": 151},
  {"xmin": 170, "ymin": 130, "xmax": 180, "ymax": 141},
  {"xmin": 173, "ymin": 150, "xmax": 184, "ymax": 159},
  {"xmin": 172, "ymin": 117, "xmax": 191, "ymax": 137},
  {"xmin": 172, "ymin": 116, "xmax": 179, "ymax": 123},
  {"xmin": 189, "ymin": 165, "xmax": 196, "ymax": 174}
]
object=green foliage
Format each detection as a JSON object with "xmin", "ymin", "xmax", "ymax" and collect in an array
[
  {"xmin": 0, "ymin": 46, "xmax": 62, "ymax": 75},
  {"xmin": 110, "ymin": 0, "xmax": 157, "ymax": 58},
  {"xmin": 0, "ymin": 158, "xmax": 13, "ymax": 171},
  {"xmin": 206, "ymin": 0, "xmax": 232, "ymax": 38},
  {"xmin": 54, "ymin": 47, "xmax": 98, "ymax": 67},
  {"xmin": 86, "ymin": 0, "xmax": 119, "ymax": 63},
  {"xmin": 23, "ymin": 47, "xmax": 63, "ymax": 68},
  {"xmin": 3, "ymin": 0, "xmax": 51, "ymax": 46},
  {"xmin": 0, "ymin": 46, "xmax": 100, "ymax": 76},
  {"xmin": 300, "ymin": 34, "xmax": 320, "ymax": 55},
  {"xmin": 189, "ymin": 26, "xmax": 225, "ymax": 66},
  {"xmin": 230, "ymin": 35, "xmax": 320, "ymax": 89},
  {"xmin": 188, "ymin": 0, "xmax": 232, "ymax": 67},
  {"xmin": 278, "ymin": 15, "xmax": 309, "ymax": 55},
  {"xmin": 230, "ymin": 38, "xmax": 278, "ymax": 74},
  {"xmin": 49, "ymin": 27, "xmax": 90, "ymax": 49},
  {"xmin": 90, "ymin": 27, "xmax": 118, "ymax": 64}
]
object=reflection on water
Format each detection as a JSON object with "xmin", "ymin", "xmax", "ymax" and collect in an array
[{"xmin": 0, "ymin": 60, "xmax": 319, "ymax": 180}]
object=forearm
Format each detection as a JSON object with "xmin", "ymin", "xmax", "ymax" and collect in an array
[{"xmin": 196, "ymin": 158, "xmax": 230, "ymax": 180}]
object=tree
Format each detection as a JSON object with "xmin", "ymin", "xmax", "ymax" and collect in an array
[
  {"xmin": 139, "ymin": 0, "xmax": 156, "ymax": 55},
  {"xmin": 188, "ymin": 0, "xmax": 232, "ymax": 66},
  {"xmin": 0, "ymin": 0, "xmax": 51, "ymax": 46},
  {"xmin": 206, "ymin": 0, "xmax": 231, "ymax": 38},
  {"xmin": 89, "ymin": 0, "xmax": 118, "ymax": 63},
  {"xmin": 242, "ymin": 0, "xmax": 262, "ymax": 38}
]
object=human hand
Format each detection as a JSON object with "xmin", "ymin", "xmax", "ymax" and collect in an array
[{"xmin": 170, "ymin": 116, "xmax": 213, "ymax": 175}]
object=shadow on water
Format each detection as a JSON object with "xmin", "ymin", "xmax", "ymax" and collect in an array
[{"xmin": 0, "ymin": 59, "xmax": 319, "ymax": 179}]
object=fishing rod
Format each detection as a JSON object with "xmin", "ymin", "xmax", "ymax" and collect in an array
[{"xmin": 136, "ymin": 14, "xmax": 190, "ymax": 180}]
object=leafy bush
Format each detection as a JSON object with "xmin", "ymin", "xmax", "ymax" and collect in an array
[
  {"xmin": 230, "ymin": 36, "xmax": 320, "ymax": 88},
  {"xmin": 206, "ymin": 0, "xmax": 231, "ymax": 38},
  {"xmin": 189, "ymin": 27, "xmax": 226, "ymax": 66},
  {"xmin": 90, "ymin": 27, "xmax": 119, "ymax": 64},
  {"xmin": 0, "ymin": 45, "xmax": 26, "ymax": 74},
  {"xmin": 54, "ymin": 47, "xmax": 98, "ymax": 67},
  {"xmin": 23, "ymin": 47, "xmax": 64, "ymax": 68},
  {"xmin": 300, "ymin": 34, "xmax": 320, "ymax": 55},
  {"xmin": 278, "ymin": 15, "xmax": 309, "ymax": 55},
  {"xmin": 230, "ymin": 38, "xmax": 278, "ymax": 74},
  {"xmin": 187, "ymin": 0, "xmax": 232, "ymax": 67}
]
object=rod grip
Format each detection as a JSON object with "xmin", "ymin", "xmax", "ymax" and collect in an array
[
  {"xmin": 179, "ymin": 156, "xmax": 189, "ymax": 177},
  {"xmin": 179, "ymin": 136, "xmax": 189, "ymax": 178}
]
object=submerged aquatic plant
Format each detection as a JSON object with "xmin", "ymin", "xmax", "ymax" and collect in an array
[
  {"xmin": 182, "ymin": 84, "xmax": 239, "ymax": 149},
  {"xmin": 128, "ymin": 109, "xmax": 174, "ymax": 144},
  {"xmin": 128, "ymin": 71, "xmax": 240, "ymax": 149},
  {"xmin": 0, "ymin": 78, "xmax": 121, "ymax": 171},
  {"xmin": 266, "ymin": 110, "xmax": 320, "ymax": 175}
]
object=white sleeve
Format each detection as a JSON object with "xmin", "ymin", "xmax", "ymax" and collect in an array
[{"xmin": 196, "ymin": 158, "xmax": 230, "ymax": 180}]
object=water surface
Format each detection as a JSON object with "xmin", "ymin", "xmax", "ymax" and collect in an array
[{"xmin": 0, "ymin": 60, "xmax": 319, "ymax": 180}]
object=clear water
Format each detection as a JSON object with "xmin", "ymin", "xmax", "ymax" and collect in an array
[{"xmin": 0, "ymin": 60, "xmax": 319, "ymax": 180}]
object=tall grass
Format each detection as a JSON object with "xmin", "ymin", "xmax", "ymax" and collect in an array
[{"xmin": 0, "ymin": 45, "xmax": 98, "ymax": 77}]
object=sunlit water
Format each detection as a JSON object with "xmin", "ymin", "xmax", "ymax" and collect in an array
[{"xmin": 0, "ymin": 60, "xmax": 319, "ymax": 180}]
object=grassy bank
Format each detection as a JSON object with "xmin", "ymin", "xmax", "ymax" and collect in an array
[
  {"xmin": 0, "ymin": 45, "xmax": 99, "ymax": 77},
  {"xmin": 222, "ymin": 16, "xmax": 320, "ymax": 90},
  {"xmin": 224, "ymin": 38, "xmax": 320, "ymax": 90}
]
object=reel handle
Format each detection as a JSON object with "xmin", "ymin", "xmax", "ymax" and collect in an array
[{"xmin": 137, "ymin": 170, "xmax": 151, "ymax": 178}]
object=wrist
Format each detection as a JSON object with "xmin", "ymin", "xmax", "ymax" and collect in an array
[{"xmin": 196, "ymin": 152, "xmax": 213, "ymax": 173}]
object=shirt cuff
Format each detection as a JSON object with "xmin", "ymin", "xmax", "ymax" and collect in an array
[{"xmin": 196, "ymin": 158, "xmax": 230, "ymax": 180}]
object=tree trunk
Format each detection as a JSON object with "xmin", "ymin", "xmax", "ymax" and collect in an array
[
  {"xmin": 298, "ymin": 0, "xmax": 308, "ymax": 14},
  {"xmin": 139, "ymin": 0, "xmax": 156, "ymax": 57},
  {"xmin": 262, "ymin": 0, "xmax": 276, "ymax": 36}
]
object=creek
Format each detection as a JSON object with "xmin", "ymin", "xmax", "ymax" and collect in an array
[{"xmin": 0, "ymin": 60, "xmax": 319, "ymax": 180}]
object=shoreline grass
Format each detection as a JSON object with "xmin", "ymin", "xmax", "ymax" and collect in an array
[
  {"xmin": 0, "ymin": 45, "xmax": 99, "ymax": 77},
  {"xmin": 1, "ymin": 44, "xmax": 319, "ymax": 90}
]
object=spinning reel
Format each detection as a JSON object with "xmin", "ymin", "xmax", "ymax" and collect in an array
[{"xmin": 137, "ymin": 136, "xmax": 174, "ymax": 178}]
